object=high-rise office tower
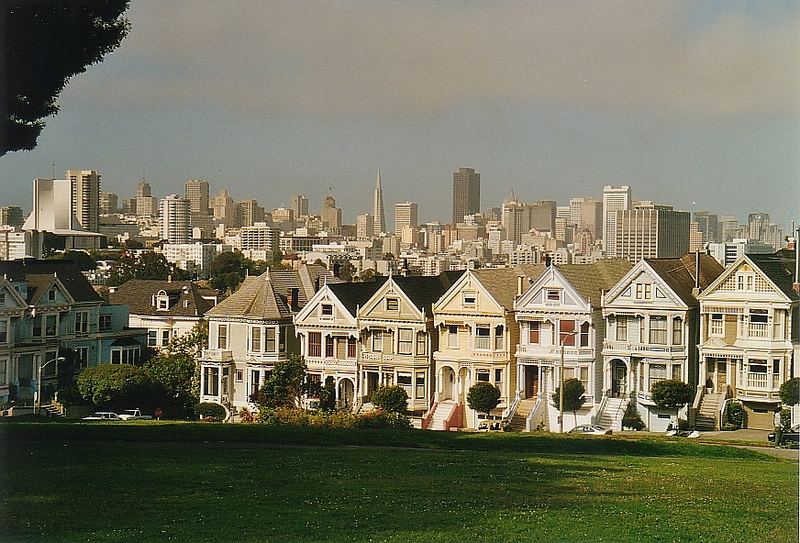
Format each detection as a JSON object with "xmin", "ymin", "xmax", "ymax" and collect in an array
[
  {"xmin": 237, "ymin": 199, "xmax": 265, "ymax": 227},
  {"xmin": 580, "ymin": 198, "xmax": 603, "ymax": 239},
  {"xmin": 136, "ymin": 180, "xmax": 152, "ymax": 198},
  {"xmin": 212, "ymin": 190, "xmax": 236, "ymax": 227},
  {"xmin": 356, "ymin": 213, "xmax": 374, "ymax": 240},
  {"xmin": 501, "ymin": 197, "xmax": 528, "ymax": 244},
  {"xmin": 66, "ymin": 169, "xmax": 100, "ymax": 232},
  {"xmin": 528, "ymin": 201, "xmax": 556, "ymax": 233},
  {"xmin": 23, "ymin": 178, "xmax": 77, "ymax": 231},
  {"xmin": 0, "ymin": 206, "xmax": 24, "ymax": 228},
  {"xmin": 602, "ymin": 185, "xmax": 632, "ymax": 254},
  {"xmin": 292, "ymin": 194, "xmax": 309, "ymax": 218},
  {"xmin": 373, "ymin": 170, "xmax": 386, "ymax": 235},
  {"xmin": 160, "ymin": 195, "xmax": 191, "ymax": 244},
  {"xmin": 321, "ymin": 196, "xmax": 342, "ymax": 231},
  {"xmin": 612, "ymin": 203, "xmax": 689, "ymax": 261},
  {"xmin": 692, "ymin": 211, "xmax": 719, "ymax": 244},
  {"xmin": 719, "ymin": 216, "xmax": 739, "ymax": 242},
  {"xmin": 99, "ymin": 192, "xmax": 118, "ymax": 215},
  {"xmin": 185, "ymin": 179, "xmax": 210, "ymax": 215},
  {"xmin": 748, "ymin": 213, "xmax": 771, "ymax": 241},
  {"xmin": 452, "ymin": 167, "xmax": 480, "ymax": 224},
  {"xmin": 394, "ymin": 202, "xmax": 418, "ymax": 234},
  {"xmin": 569, "ymin": 197, "xmax": 584, "ymax": 226}
]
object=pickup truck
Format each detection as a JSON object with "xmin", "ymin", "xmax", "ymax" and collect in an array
[{"xmin": 118, "ymin": 409, "xmax": 153, "ymax": 421}]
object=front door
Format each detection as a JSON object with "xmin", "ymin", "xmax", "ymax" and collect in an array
[
  {"xmin": 524, "ymin": 365, "xmax": 539, "ymax": 398},
  {"xmin": 612, "ymin": 361, "xmax": 627, "ymax": 398},
  {"xmin": 717, "ymin": 362, "xmax": 727, "ymax": 392},
  {"xmin": 366, "ymin": 372, "xmax": 380, "ymax": 397}
]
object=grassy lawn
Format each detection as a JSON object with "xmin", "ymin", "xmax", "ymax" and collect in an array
[{"xmin": 0, "ymin": 422, "xmax": 796, "ymax": 543}]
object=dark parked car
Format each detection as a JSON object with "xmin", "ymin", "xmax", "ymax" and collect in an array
[{"xmin": 768, "ymin": 424, "xmax": 799, "ymax": 446}]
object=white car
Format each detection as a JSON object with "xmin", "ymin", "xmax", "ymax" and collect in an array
[
  {"xmin": 82, "ymin": 412, "xmax": 121, "ymax": 421},
  {"xmin": 568, "ymin": 424, "xmax": 612, "ymax": 436},
  {"xmin": 118, "ymin": 409, "xmax": 152, "ymax": 421}
]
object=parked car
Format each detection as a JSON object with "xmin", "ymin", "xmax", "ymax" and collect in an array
[
  {"xmin": 477, "ymin": 420, "xmax": 509, "ymax": 432},
  {"xmin": 118, "ymin": 409, "xmax": 153, "ymax": 421},
  {"xmin": 768, "ymin": 424, "xmax": 799, "ymax": 446},
  {"xmin": 568, "ymin": 424, "xmax": 612, "ymax": 436},
  {"xmin": 82, "ymin": 412, "xmax": 121, "ymax": 421}
]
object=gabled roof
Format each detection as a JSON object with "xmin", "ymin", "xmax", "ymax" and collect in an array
[
  {"xmin": 108, "ymin": 280, "xmax": 216, "ymax": 317},
  {"xmin": 645, "ymin": 254, "xmax": 725, "ymax": 306},
  {"xmin": 748, "ymin": 253, "xmax": 799, "ymax": 301},
  {"xmin": 0, "ymin": 259, "xmax": 101, "ymax": 304},
  {"xmin": 270, "ymin": 264, "xmax": 336, "ymax": 310},
  {"xmin": 391, "ymin": 271, "xmax": 465, "ymax": 314},
  {"xmin": 555, "ymin": 259, "xmax": 633, "ymax": 307},
  {"xmin": 472, "ymin": 264, "xmax": 545, "ymax": 309},
  {"xmin": 207, "ymin": 271, "xmax": 292, "ymax": 320},
  {"xmin": 328, "ymin": 277, "xmax": 388, "ymax": 316}
]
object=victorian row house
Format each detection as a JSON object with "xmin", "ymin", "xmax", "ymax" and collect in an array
[
  {"xmin": 0, "ymin": 259, "xmax": 147, "ymax": 408},
  {"xmin": 696, "ymin": 252, "xmax": 798, "ymax": 429}
]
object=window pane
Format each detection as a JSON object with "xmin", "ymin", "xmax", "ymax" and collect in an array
[
  {"xmin": 251, "ymin": 327, "xmax": 261, "ymax": 352},
  {"xmin": 265, "ymin": 328, "xmax": 276, "ymax": 352},
  {"xmin": 529, "ymin": 322, "xmax": 540, "ymax": 344},
  {"xmin": 559, "ymin": 320, "xmax": 575, "ymax": 346},
  {"xmin": 309, "ymin": 332, "xmax": 321, "ymax": 357}
]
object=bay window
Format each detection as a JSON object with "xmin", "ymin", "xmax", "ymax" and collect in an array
[{"xmin": 649, "ymin": 316, "xmax": 667, "ymax": 345}]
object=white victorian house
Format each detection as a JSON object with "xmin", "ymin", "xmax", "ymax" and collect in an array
[
  {"xmin": 293, "ymin": 278, "xmax": 386, "ymax": 410},
  {"xmin": 514, "ymin": 260, "xmax": 631, "ymax": 432},
  {"xmin": 432, "ymin": 265, "xmax": 542, "ymax": 430},
  {"xmin": 602, "ymin": 254, "xmax": 724, "ymax": 431},
  {"xmin": 697, "ymin": 252, "xmax": 799, "ymax": 429}
]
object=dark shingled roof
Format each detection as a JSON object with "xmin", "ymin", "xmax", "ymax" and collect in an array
[
  {"xmin": 207, "ymin": 272, "xmax": 292, "ymax": 320},
  {"xmin": 0, "ymin": 259, "xmax": 101, "ymax": 304},
  {"xmin": 556, "ymin": 259, "xmax": 633, "ymax": 307},
  {"xmin": 392, "ymin": 272, "xmax": 465, "ymax": 315},
  {"xmin": 108, "ymin": 280, "xmax": 216, "ymax": 317},
  {"xmin": 646, "ymin": 254, "xmax": 725, "ymax": 306},
  {"xmin": 749, "ymin": 252, "xmax": 799, "ymax": 301},
  {"xmin": 328, "ymin": 277, "xmax": 388, "ymax": 316}
]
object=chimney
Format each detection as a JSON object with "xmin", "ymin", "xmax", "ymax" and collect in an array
[
  {"xmin": 544, "ymin": 254, "xmax": 552, "ymax": 267},
  {"xmin": 516, "ymin": 275, "xmax": 524, "ymax": 296},
  {"xmin": 288, "ymin": 287, "xmax": 300, "ymax": 311}
]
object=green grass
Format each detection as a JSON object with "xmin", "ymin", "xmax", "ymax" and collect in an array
[{"xmin": 1, "ymin": 422, "xmax": 797, "ymax": 543}]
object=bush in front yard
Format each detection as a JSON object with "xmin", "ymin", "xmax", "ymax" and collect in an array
[
  {"xmin": 724, "ymin": 401, "xmax": 744, "ymax": 429},
  {"xmin": 622, "ymin": 401, "xmax": 645, "ymax": 431},
  {"xmin": 370, "ymin": 385, "xmax": 409, "ymax": 414},
  {"xmin": 196, "ymin": 402, "xmax": 227, "ymax": 422}
]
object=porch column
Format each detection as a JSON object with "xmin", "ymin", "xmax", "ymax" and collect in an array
[
  {"xmin": 334, "ymin": 378, "xmax": 340, "ymax": 401},
  {"xmin": 217, "ymin": 367, "xmax": 222, "ymax": 400}
]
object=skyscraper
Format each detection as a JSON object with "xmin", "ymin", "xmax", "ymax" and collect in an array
[
  {"xmin": 452, "ymin": 167, "xmax": 480, "ymax": 224},
  {"xmin": 99, "ymin": 192, "xmax": 118, "ymax": 215},
  {"xmin": 136, "ymin": 180, "xmax": 152, "ymax": 198},
  {"xmin": 212, "ymin": 190, "xmax": 236, "ymax": 227},
  {"xmin": 394, "ymin": 202, "xmax": 418, "ymax": 234},
  {"xmin": 356, "ymin": 213, "xmax": 374, "ymax": 240},
  {"xmin": 291, "ymin": 194, "xmax": 309, "ymax": 218},
  {"xmin": 237, "ymin": 199, "xmax": 265, "ymax": 227},
  {"xmin": 321, "ymin": 195, "xmax": 342, "ymax": 231},
  {"xmin": 66, "ymin": 169, "xmax": 100, "ymax": 232},
  {"xmin": 185, "ymin": 179, "xmax": 210, "ymax": 215},
  {"xmin": 160, "ymin": 195, "xmax": 191, "ymax": 244},
  {"xmin": 0, "ymin": 206, "xmax": 25, "ymax": 228},
  {"xmin": 373, "ymin": 170, "xmax": 386, "ymax": 235},
  {"xmin": 692, "ymin": 211, "xmax": 719, "ymax": 244},
  {"xmin": 612, "ymin": 204, "xmax": 689, "ymax": 261},
  {"xmin": 602, "ymin": 185, "xmax": 632, "ymax": 254}
]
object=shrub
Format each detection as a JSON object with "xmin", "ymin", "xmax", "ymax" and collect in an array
[
  {"xmin": 256, "ymin": 406, "xmax": 411, "ymax": 429},
  {"xmin": 724, "ymin": 401, "xmax": 744, "ymax": 429},
  {"xmin": 196, "ymin": 402, "xmax": 227, "ymax": 422},
  {"xmin": 467, "ymin": 382, "xmax": 502, "ymax": 418},
  {"xmin": 780, "ymin": 378, "xmax": 799, "ymax": 406},
  {"xmin": 76, "ymin": 364, "xmax": 156, "ymax": 410},
  {"xmin": 370, "ymin": 385, "xmax": 408, "ymax": 414},
  {"xmin": 551, "ymin": 378, "xmax": 586, "ymax": 425},
  {"xmin": 238, "ymin": 407, "xmax": 255, "ymax": 423},
  {"xmin": 651, "ymin": 380, "xmax": 693, "ymax": 415},
  {"xmin": 780, "ymin": 407, "xmax": 792, "ymax": 430},
  {"xmin": 622, "ymin": 401, "xmax": 645, "ymax": 431}
]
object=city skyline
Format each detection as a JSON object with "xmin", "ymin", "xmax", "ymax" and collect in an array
[{"xmin": 0, "ymin": 2, "xmax": 797, "ymax": 229}]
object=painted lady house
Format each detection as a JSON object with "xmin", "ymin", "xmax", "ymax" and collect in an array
[{"xmin": 601, "ymin": 254, "xmax": 724, "ymax": 431}]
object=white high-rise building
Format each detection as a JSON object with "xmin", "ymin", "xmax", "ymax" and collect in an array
[
  {"xmin": 356, "ymin": 213, "xmax": 374, "ymax": 240},
  {"xmin": 22, "ymin": 178, "xmax": 76, "ymax": 231},
  {"xmin": 602, "ymin": 185, "xmax": 631, "ymax": 254},
  {"xmin": 160, "ymin": 195, "xmax": 191, "ymax": 244},
  {"xmin": 569, "ymin": 197, "xmax": 584, "ymax": 226},
  {"xmin": 394, "ymin": 202, "xmax": 418, "ymax": 234},
  {"xmin": 373, "ymin": 170, "xmax": 386, "ymax": 235},
  {"xmin": 66, "ymin": 169, "xmax": 100, "ymax": 232}
]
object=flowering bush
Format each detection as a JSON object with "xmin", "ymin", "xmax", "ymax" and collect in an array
[{"xmin": 257, "ymin": 406, "xmax": 410, "ymax": 429}]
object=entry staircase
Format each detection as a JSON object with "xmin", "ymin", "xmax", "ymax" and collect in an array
[
  {"xmin": 508, "ymin": 398, "xmax": 537, "ymax": 431},
  {"xmin": 696, "ymin": 392, "xmax": 724, "ymax": 431},
  {"xmin": 595, "ymin": 397, "xmax": 627, "ymax": 431},
  {"xmin": 428, "ymin": 400, "xmax": 457, "ymax": 431}
]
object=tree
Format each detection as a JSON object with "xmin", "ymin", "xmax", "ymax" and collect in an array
[
  {"xmin": 58, "ymin": 250, "xmax": 95, "ymax": 271},
  {"xmin": 76, "ymin": 364, "xmax": 155, "ymax": 410},
  {"xmin": 108, "ymin": 251, "xmax": 185, "ymax": 286},
  {"xmin": 651, "ymin": 379, "xmax": 694, "ymax": 424},
  {"xmin": 253, "ymin": 355, "xmax": 317, "ymax": 410},
  {"xmin": 358, "ymin": 268, "xmax": 379, "ymax": 282},
  {"xmin": 3, "ymin": 1, "xmax": 130, "ymax": 154},
  {"xmin": 467, "ymin": 382, "xmax": 501, "ymax": 419},
  {"xmin": 209, "ymin": 251, "xmax": 252, "ymax": 292},
  {"xmin": 144, "ymin": 353, "xmax": 198, "ymax": 418},
  {"xmin": 780, "ymin": 378, "xmax": 800, "ymax": 407},
  {"xmin": 551, "ymin": 378, "xmax": 587, "ymax": 425},
  {"xmin": 318, "ymin": 379, "xmax": 337, "ymax": 412},
  {"xmin": 370, "ymin": 385, "xmax": 409, "ymax": 414}
]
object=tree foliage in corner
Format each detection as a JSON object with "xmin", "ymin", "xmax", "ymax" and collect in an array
[
  {"xmin": 651, "ymin": 379, "xmax": 694, "ymax": 421},
  {"xmin": 3, "ymin": 1, "xmax": 131, "ymax": 154},
  {"xmin": 467, "ymin": 382, "xmax": 501, "ymax": 418},
  {"xmin": 780, "ymin": 377, "xmax": 800, "ymax": 407},
  {"xmin": 551, "ymin": 378, "xmax": 586, "ymax": 425},
  {"xmin": 253, "ymin": 355, "xmax": 318, "ymax": 410},
  {"xmin": 370, "ymin": 385, "xmax": 409, "ymax": 414}
]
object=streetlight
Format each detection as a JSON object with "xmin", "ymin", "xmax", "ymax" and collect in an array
[
  {"xmin": 36, "ymin": 352, "xmax": 65, "ymax": 414},
  {"xmin": 558, "ymin": 330, "xmax": 578, "ymax": 434}
]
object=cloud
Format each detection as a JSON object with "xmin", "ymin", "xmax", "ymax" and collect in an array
[{"xmin": 69, "ymin": 1, "xmax": 800, "ymax": 119}]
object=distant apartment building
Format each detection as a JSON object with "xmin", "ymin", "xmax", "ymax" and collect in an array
[
  {"xmin": 602, "ymin": 185, "xmax": 631, "ymax": 253},
  {"xmin": 160, "ymin": 195, "xmax": 191, "ymax": 244},
  {"xmin": 161, "ymin": 242, "xmax": 222, "ymax": 276},
  {"xmin": 22, "ymin": 178, "xmax": 102, "ymax": 250},
  {"xmin": 612, "ymin": 204, "xmax": 690, "ymax": 262},
  {"xmin": 394, "ymin": 202, "xmax": 418, "ymax": 234},
  {"xmin": 452, "ymin": 167, "xmax": 480, "ymax": 224},
  {"xmin": 707, "ymin": 239, "xmax": 776, "ymax": 267},
  {"xmin": 240, "ymin": 223, "xmax": 280, "ymax": 261},
  {"xmin": 0, "ymin": 206, "xmax": 24, "ymax": 228},
  {"xmin": 0, "ymin": 227, "xmax": 41, "ymax": 260},
  {"xmin": 66, "ymin": 170, "xmax": 100, "ymax": 232},
  {"xmin": 237, "ymin": 199, "xmax": 265, "ymax": 227}
]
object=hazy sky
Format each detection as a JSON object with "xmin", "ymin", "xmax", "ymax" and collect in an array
[{"xmin": 2, "ymin": 1, "xmax": 798, "ymax": 227}]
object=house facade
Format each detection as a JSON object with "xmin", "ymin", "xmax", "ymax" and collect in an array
[
  {"xmin": 108, "ymin": 279, "xmax": 218, "ymax": 350},
  {"xmin": 433, "ymin": 266, "xmax": 542, "ymax": 429},
  {"xmin": 514, "ymin": 260, "xmax": 631, "ymax": 432},
  {"xmin": 0, "ymin": 259, "xmax": 146, "ymax": 407},
  {"xmin": 601, "ymin": 255, "xmax": 724, "ymax": 431},
  {"xmin": 697, "ymin": 253, "xmax": 799, "ymax": 429}
]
